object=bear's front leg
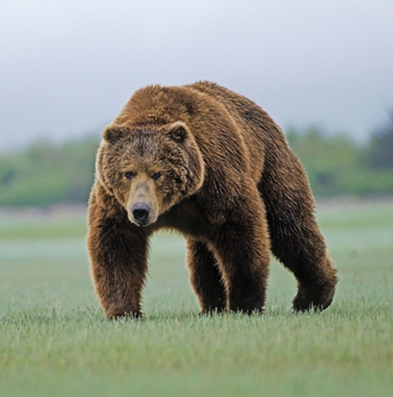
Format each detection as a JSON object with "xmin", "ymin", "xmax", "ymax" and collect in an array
[
  {"xmin": 87, "ymin": 190, "xmax": 149, "ymax": 318},
  {"xmin": 211, "ymin": 186, "xmax": 270, "ymax": 314}
]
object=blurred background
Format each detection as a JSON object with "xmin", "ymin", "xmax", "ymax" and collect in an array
[{"xmin": 1, "ymin": 0, "xmax": 393, "ymax": 206}]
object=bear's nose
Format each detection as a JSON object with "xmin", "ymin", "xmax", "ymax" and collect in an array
[{"xmin": 132, "ymin": 203, "xmax": 150, "ymax": 225}]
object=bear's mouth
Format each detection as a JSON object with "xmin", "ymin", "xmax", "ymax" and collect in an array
[
  {"xmin": 129, "ymin": 214, "xmax": 150, "ymax": 227},
  {"xmin": 133, "ymin": 219, "xmax": 149, "ymax": 227}
]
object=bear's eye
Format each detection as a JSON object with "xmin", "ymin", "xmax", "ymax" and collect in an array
[
  {"xmin": 151, "ymin": 172, "xmax": 162, "ymax": 181},
  {"xmin": 124, "ymin": 172, "xmax": 135, "ymax": 180}
]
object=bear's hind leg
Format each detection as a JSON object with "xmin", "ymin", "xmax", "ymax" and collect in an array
[
  {"xmin": 260, "ymin": 151, "xmax": 337, "ymax": 312},
  {"xmin": 187, "ymin": 239, "xmax": 227, "ymax": 314},
  {"xmin": 271, "ymin": 219, "xmax": 337, "ymax": 312}
]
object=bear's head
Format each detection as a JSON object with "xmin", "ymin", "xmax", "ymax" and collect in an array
[{"xmin": 97, "ymin": 121, "xmax": 205, "ymax": 226}]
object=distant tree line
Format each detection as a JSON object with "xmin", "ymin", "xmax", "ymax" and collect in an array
[
  {"xmin": 0, "ymin": 114, "xmax": 392, "ymax": 207},
  {"xmin": 286, "ymin": 111, "xmax": 393, "ymax": 197},
  {"xmin": 0, "ymin": 138, "xmax": 98, "ymax": 206}
]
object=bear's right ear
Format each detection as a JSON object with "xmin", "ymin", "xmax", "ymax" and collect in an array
[{"xmin": 103, "ymin": 128, "xmax": 122, "ymax": 144}]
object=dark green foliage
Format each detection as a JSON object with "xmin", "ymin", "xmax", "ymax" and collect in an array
[
  {"xmin": 0, "ymin": 137, "xmax": 98, "ymax": 206},
  {"xmin": 287, "ymin": 120, "xmax": 393, "ymax": 198},
  {"xmin": 365, "ymin": 111, "xmax": 393, "ymax": 169},
  {"xmin": 287, "ymin": 127, "xmax": 360, "ymax": 197}
]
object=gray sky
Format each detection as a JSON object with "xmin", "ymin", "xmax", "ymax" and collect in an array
[{"xmin": 1, "ymin": 0, "xmax": 393, "ymax": 150}]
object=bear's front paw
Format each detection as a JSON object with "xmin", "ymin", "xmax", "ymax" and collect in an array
[
  {"xmin": 198, "ymin": 307, "xmax": 226, "ymax": 316},
  {"xmin": 106, "ymin": 308, "xmax": 142, "ymax": 320}
]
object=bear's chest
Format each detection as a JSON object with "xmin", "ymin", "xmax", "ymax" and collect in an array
[{"xmin": 156, "ymin": 196, "xmax": 217, "ymax": 239}]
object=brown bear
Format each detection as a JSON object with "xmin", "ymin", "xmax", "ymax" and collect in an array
[{"xmin": 87, "ymin": 81, "xmax": 337, "ymax": 318}]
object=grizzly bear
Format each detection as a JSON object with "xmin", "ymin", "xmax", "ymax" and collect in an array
[{"xmin": 87, "ymin": 81, "xmax": 337, "ymax": 318}]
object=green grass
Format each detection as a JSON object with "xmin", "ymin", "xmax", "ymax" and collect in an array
[{"xmin": 1, "ymin": 200, "xmax": 392, "ymax": 397}]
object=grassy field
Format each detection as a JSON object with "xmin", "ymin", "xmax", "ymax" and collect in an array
[{"xmin": 1, "ymin": 200, "xmax": 392, "ymax": 397}]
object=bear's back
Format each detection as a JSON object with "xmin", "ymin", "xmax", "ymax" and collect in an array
[
  {"xmin": 187, "ymin": 81, "xmax": 285, "ymax": 181},
  {"xmin": 113, "ymin": 81, "xmax": 288, "ymax": 183}
]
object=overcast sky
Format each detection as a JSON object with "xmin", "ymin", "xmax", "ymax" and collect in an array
[{"xmin": 1, "ymin": 1, "xmax": 393, "ymax": 150}]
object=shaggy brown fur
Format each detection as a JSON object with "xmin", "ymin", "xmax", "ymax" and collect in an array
[{"xmin": 87, "ymin": 81, "xmax": 337, "ymax": 318}]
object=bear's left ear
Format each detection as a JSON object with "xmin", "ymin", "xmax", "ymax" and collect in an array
[
  {"xmin": 103, "ymin": 127, "xmax": 123, "ymax": 144},
  {"xmin": 167, "ymin": 122, "xmax": 189, "ymax": 143}
]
